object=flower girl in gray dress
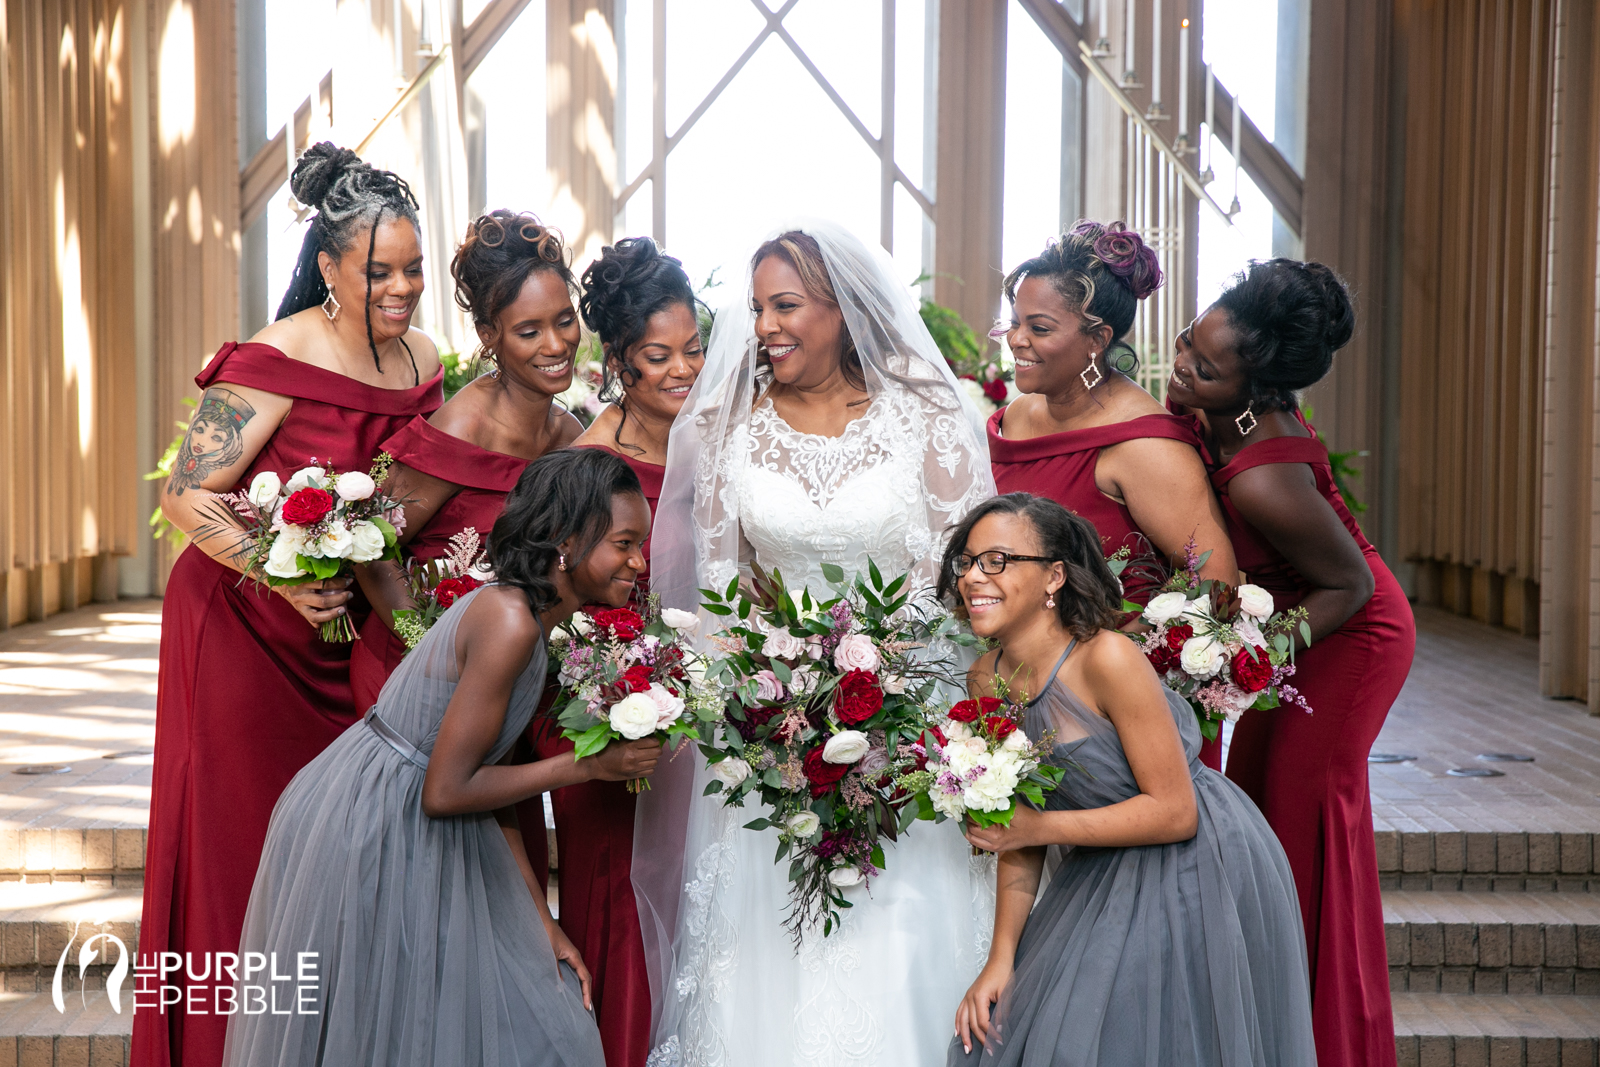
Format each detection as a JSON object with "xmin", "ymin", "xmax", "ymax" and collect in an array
[
  {"xmin": 939, "ymin": 493, "xmax": 1316, "ymax": 1066},
  {"xmin": 223, "ymin": 448, "xmax": 665, "ymax": 1067}
]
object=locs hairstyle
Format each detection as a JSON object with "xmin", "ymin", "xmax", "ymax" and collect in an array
[
  {"xmin": 938, "ymin": 492, "xmax": 1124, "ymax": 642},
  {"xmin": 487, "ymin": 448, "xmax": 644, "ymax": 615},
  {"xmin": 451, "ymin": 210, "xmax": 576, "ymax": 371},
  {"xmin": 274, "ymin": 142, "xmax": 422, "ymax": 378},
  {"xmin": 1211, "ymin": 258, "xmax": 1355, "ymax": 413}
]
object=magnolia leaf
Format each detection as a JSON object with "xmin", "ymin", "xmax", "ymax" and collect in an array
[
  {"xmin": 566, "ymin": 721, "xmax": 615, "ymax": 760},
  {"xmin": 744, "ymin": 817, "xmax": 772, "ymax": 831},
  {"xmin": 821, "ymin": 562, "xmax": 845, "ymax": 584}
]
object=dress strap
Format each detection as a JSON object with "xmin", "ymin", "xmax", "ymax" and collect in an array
[
  {"xmin": 994, "ymin": 641, "xmax": 1078, "ymax": 706},
  {"xmin": 364, "ymin": 707, "xmax": 429, "ymax": 770}
]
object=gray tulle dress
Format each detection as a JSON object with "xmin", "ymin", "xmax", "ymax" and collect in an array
[
  {"xmin": 222, "ymin": 588, "xmax": 605, "ymax": 1067},
  {"xmin": 950, "ymin": 645, "xmax": 1317, "ymax": 1066}
]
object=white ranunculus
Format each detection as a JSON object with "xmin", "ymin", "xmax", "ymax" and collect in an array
[
  {"xmin": 285, "ymin": 466, "xmax": 325, "ymax": 494},
  {"xmin": 1179, "ymin": 635, "xmax": 1227, "ymax": 679},
  {"xmin": 710, "ymin": 756, "xmax": 751, "ymax": 787},
  {"xmin": 1236, "ymin": 584, "xmax": 1275, "ymax": 620},
  {"xmin": 571, "ymin": 613, "xmax": 594, "ymax": 636},
  {"xmin": 334, "ymin": 470, "xmax": 376, "ymax": 502},
  {"xmin": 247, "ymin": 471, "xmax": 282, "ymax": 508},
  {"xmin": 827, "ymin": 866, "xmax": 864, "ymax": 888},
  {"xmin": 661, "ymin": 607, "xmax": 700, "ymax": 631},
  {"xmin": 832, "ymin": 633, "xmax": 881, "ymax": 673},
  {"xmin": 786, "ymin": 811, "xmax": 821, "ymax": 837},
  {"xmin": 761, "ymin": 630, "xmax": 807, "ymax": 661},
  {"xmin": 643, "ymin": 683, "xmax": 686, "ymax": 729},
  {"xmin": 822, "ymin": 730, "xmax": 870, "ymax": 764},
  {"xmin": 309, "ymin": 521, "xmax": 354, "ymax": 560},
  {"xmin": 348, "ymin": 520, "xmax": 387, "ymax": 563},
  {"xmin": 608, "ymin": 692, "xmax": 660, "ymax": 739},
  {"xmin": 1143, "ymin": 591, "xmax": 1191, "ymax": 626},
  {"xmin": 263, "ymin": 528, "xmax": 309, "ymax": 579}
]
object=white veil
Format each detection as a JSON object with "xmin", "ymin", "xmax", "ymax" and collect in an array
[{"xmin": 632, "ymin": 218, "xmax": 995, "ymax": 1058}]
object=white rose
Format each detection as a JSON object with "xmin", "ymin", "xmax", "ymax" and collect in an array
[
  {"xmin": 710, "ymin": 756, "xmax": 751, "ymax": 787},
  {"xmin": 1179, "ymin": 635, "xmax": 1227, "ymax": 679},
  {"xmin": 1234, "ymin": 614, "xmax": 1266, "ymax": 649},
  {"xmin": 247, "ymin": 471, "xmax": 282, "ymax": 508},
  {"xmin": 786, "ymin": 811, "xmax": 820, "ymax": 837},
  {"xmin": 1143, "ymin": 591, "xmax": 1191, "ymax": 626},
  {"xmin": 1236, "ymin": 584, "xmax": 1275, "ymax": 620},
  {"xmin": 958, "ymin": 377, "xmax": 998, "ymax": 415},
  {"xmin": 285, "ymin": 466, "xmax": 325, "ymax": 493},
  {"xmin": 309, "ymin": 521, "xmax": 354, "ymax": 560},
  {"xmin": 832, "ymin": 633, "xmax": 881, "ymax": 673},
  {"xmin": 822, "ymin": 730, "xmax": 870, "ymax": 764},
  {"xmin": 571, "ymin": 613, "xmax": 594, "ymax": 636},
  {"xmin": 881, "ymin": 674, "xmax": 906, "ymax": 695},
  {"xmin": 550, "ymin": 626, "xmax": 572, "ymax": 644},
  {"xmin": 827, "ymin": 866, "xmax": 864, "ymax": 888},
  {"xmin": 263, "ymin": 528, "xmax": 309, "ymax": 579},
  {"xmin": 334, "ymin": 470, "xmax": 376, "ymax": 502},
  {"xmin": 761, "ymin": 630, "xmax": 807, "ymax": 661},
  {"xmin": 608, "ymin": 692, "xmax": 660, "ymax": 740},
  {"xmin": 1002, "ymin": 729, "xmax": 1029, "ymax": 753},
  {"xmin": 348, "ymin": 520, "xmax": 387, "ymax": 563},
  {"xmin": 661, "ymin": 608, "xmax": 700, "ymax": 631},
  {"xmin": 788, "ymin": 666, "xmax": 818, "ymax": 694},
  {"xmin": 943, "ymin": 720, "xmax": 973, "ymax": 742},
  {"xmin": 644, "ymin": 683, "xmax": 686, "ymax": 729}
]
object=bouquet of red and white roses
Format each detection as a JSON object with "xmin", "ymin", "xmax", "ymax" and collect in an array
[
  {"xmin": 548, "ymin": 596, "xmax": 702, "ymax": 791},
  {"xmin": 692, "ymin": 560, "xmax": 972, "ymax": 940},
  {"xmin": 390, "ymin": 527, "xmax": 494, "ymax": 652},
  {"xmin": 1136, "ymin": 543, "xmax": 1312, "ymax": 739},
  {"xmin": 212, "ymin": 456, "xmax": 404, "ymax": 641}
]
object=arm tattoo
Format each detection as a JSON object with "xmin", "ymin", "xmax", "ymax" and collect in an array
[{"xmin": 166, "ymin": 387, "xmax": 256, "ymax": 496}]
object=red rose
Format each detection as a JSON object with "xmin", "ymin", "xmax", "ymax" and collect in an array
[
  {"xmin": 281, "ymin": 486, "xmax": 334, "ymax": 526},
  {"xmin": 1164, "ymin": 623, "xmax": 1194, "ymax": 652},
  {"xmin": 983, "ymin": 715, "xmax": 1017, "ymax": 741},
  {"xmin": 948, "ymin": 696, "xmax": 1002, "ymax": 723},
  {"xmin": 802, "ymin": 746, "xmax": 850, "ymax": 797},
  {"xmin": 593, "ymin": 608, "xmax": 645, "ymax": 642},
  {"xmin": 1147, "ymin": 645, "xmax": 1176, "ymax": 675},
  {"xmin": 1230, "ymin": 645, "xmax": 1274, "ymax": 693},
  {"xmin": 433, "ymin": 575, "xmax": 483, "ymax": 609},
  {"xmin": 619, "ymin": 664, "xmax": 654, "ymax": 694},
  {"xmin": 833, "ymin": 670, "xmax": 884, "ymax": 726},
  {"xmin": 982, "ymin": 378, "xmax": 1008, "ymax": 404}
]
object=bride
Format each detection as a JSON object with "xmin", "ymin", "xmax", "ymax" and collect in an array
[{"xmin": 637, "ymin": 220, "xmax": 998, "ymax": 1066}]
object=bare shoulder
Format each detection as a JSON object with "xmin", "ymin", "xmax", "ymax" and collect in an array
[
  {"xmin": 248, "ymin": 311, "xmax": 320, "ymax": 361},
  {"xmin": 459, "ymin": 585, "xmax": 542, "ymax": 656},
  {"xmin": 428, "ymin": 380, "xmax": 488, "ymax": 437},
  {"xmin": 403, "ymin": 327, "xmax": 442, "ymax": 377},
  {"xmin": 1075, "ymin": 628, "xmax": 1152, "ymax": 686},
  {"xmin": 572, "ymin": 405, "xmax": 622, "ymax": 449},
  {"xmin": 1225, "ymin": 461, "xmax": 1319, "ymax": 525}
]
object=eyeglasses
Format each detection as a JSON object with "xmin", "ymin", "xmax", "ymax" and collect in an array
[{"xmin": 952, "ymin": 551, "xmax": 1055, "ymax": 576}]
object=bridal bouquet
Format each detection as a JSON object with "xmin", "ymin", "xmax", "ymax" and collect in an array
[
  {"xmin": 548, "ymin": 596, "xmax": 702, "ymax": 791},
  {"xmin": 1136, "ymin": 542, "xmax": 1312, "ymax": 739},
  {"xmin": 693, "ymin": 561, "xmax": 972, "ymax": 940},
  {"xmin": 390, "ymin": 527, "xmax": 494, "ymax": 651},
  {"xmin": 214, "ymin": 456, "xmax": 404, "ymax": 641}
]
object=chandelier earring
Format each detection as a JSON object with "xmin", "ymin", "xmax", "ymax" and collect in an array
[
  {"xmin": 1235, "ymin": 402, "xmax": 1258, "ymax": 436},
  {"xmin": 1080, "ymin": 352, "xmax": 1104, "ymax": 391},
  {"xmin": 321, "ymin": 287, "xmax": 342, "ymax": 323}
]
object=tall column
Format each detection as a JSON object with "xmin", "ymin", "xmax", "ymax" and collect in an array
[
  {"xmin": 932, "ymin": 0, "xmax": 1006, "ymax": 337},
  {"xmin": 547, "ymin": 0, "xmax": 616, "ymax": 268}
]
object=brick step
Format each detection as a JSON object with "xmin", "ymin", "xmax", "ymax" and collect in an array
[
  {"xmin": 0, "ymin": 991, "xmax": 130, "ymax": 1065},
  {"xmin": 1385, "ymin": 891, "xmax": 1600, "ymax": 996},
  {"xmin": 0, "ymin": 882, "xmax": 141, "ymax": 993},
  {"xmin": 1377, "ymin": 830, "xmax": 1599, "ymax": 891},
  {"xmin": 0, "ymin": 829, "xmax": 146, "ymax": 884},
  {"xmin": 1393, "ymin": 993, "xmax": 1600, "ymax": 1066}
]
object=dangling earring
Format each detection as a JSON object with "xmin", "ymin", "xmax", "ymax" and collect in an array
[
  {"xmin": 487, "ymin": 356, "xmax": 500, "ymax": 380},
  {"xmin": 558, "ymin": 553, "xmax": 567, "ymax": 572},
  {"xmin": 1235, "ymin": 403, "xmax": 1258, "ymax": 436},
  {"xmin": 1045, "ymin": 594, "xmax": 1056, "ymax": 609},
  {"xmin": 321, "ymin": 288, "xmax": 341, "ymax": 322},
  {"xmin": 1080, "ymin": 352, "xmax": 1103, "ymax": 391}
]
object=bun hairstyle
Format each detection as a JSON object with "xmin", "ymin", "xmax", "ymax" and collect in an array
[
  {"xmin": 938, "ymin": 493, "xmax": 1124, "ymax": 642},
  {"xmin": 579, "ymin": 236, "xmax": 701, "ymax": 399},
  {"xmin": 750, "ymin": 231, "xmax": 866, "ymax": 392},
  {"xmin": 1002, "ymin": 220, "xmax": 1163, "ymax": 375},
  {"xmin": 451, "ymin": 210, "xmax": 576, "ymax": 369},
  {"xmin": 487, "ymin": 448, "xmax": 644, "ymax": 615},
  {"xmin": 1211, "ymin": 258, "xmax": 1354, "ymax": 411},
  {"xmin": 275, "ymin": 142, "xmax": 422, "ymax": 372}
]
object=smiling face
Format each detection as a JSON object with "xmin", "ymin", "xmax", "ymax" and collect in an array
[
  {"xmin": 563, "ymin": 491, "xmax": 652, "ymax": 608},
  {"xmin": 1004, "ymin": 275, "xmax": 1113, "ymax": 397},
  {"xmin": 1166, "ymin": 306, "xmax": 1251, "ymax": 412},
  {"xmin": 483, "ymin": 269, "xmax": 583, "ymax": 397},
  {"xmin": 751, "ymin": 254, "xmax": 849, "ymax": 389},
  {"xmin": 320, "ymin": 217, "xmax": 425, "ymax": 344},
  {"xmin": 616, "ymin": 301, "xmax": 705, "ymax": 421},
  {"xmin": 955, "ymin": 512, "xmax": 1067, "ymax": 643}
]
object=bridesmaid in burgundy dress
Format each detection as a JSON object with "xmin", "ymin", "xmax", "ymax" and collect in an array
[
  {"xmin": 521, "ymin": 236, "xmax": 704, "ymax": 1067},
  {"xmin": 990, "ymin": 221, "xmax": 1236, "ymax": 767},
  {"xmin": 137, "ymin": 144, "xmax": 443, "ymax": 1067},
  {"xmin": 349, "ymin": 209, "xmax": 584, "ymax": 711},
  {"xmin": 1166, "ymin": 258, "xmax": 1416, "ymax": 1067}
]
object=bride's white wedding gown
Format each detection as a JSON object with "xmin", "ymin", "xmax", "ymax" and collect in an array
[{"xmin": 664, "ymin": 391, "xmax": 995, "ymax": 1067}]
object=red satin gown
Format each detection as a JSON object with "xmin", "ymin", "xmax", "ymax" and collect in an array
[
  {"xmin": 1212, "ymin": 415, "xmax": 1415, "ymax": 1067},
  {"xmin": 986, "ymin": 407, "xmax": 1225, "ymax": 769},
  {"xmin": 348, "ymin": 416, "xmax": 530, "ymax": 713},
  {"xmin": 135, "ymin": 343, "xmax": 441, "ymax": 1067},
  {"xmin": 521, "ymin": 444, "xmax": 663, "ymax": 1067}
]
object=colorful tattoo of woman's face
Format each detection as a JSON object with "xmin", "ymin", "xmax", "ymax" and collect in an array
[{"xmin": 167, "ymin": 387, "xmax": 255, "ymax": 495}]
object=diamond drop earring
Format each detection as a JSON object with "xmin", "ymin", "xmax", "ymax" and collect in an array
[
  {"xmin": 558, "ymin": 553, "xmax": 567, "ymax": 572},
  {"xmin": 321, "ymin": 288, "xmax": 341, "ymax": 322},
  {"xmin": 1235, "ymin": 403, "xmax": 1258, "ymax": 436},
  {"xmin": 1080, "ymin": 353, "xmax": 1104, "ymax": 391},
  {"xmin": 1045, "ymin": 594, "xmax": 1056, "ymax": 609}
]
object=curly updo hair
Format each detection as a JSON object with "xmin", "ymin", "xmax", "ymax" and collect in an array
[
  {"xmin": 1211, "ymin": 258, "xmax": 1355, "ymax": 412},
  {"xmin": 579, "ymin": 236, "xmax": 703, "ymax": 404},
  {"xmin": 275, "ymin": 142, "xmax": 422, "ymax": 374},
  {"xmin": 1003, "ymin": 220, "xmax": 1163, "ymax": 377},
  {"xmin": 938, "ymin": 493, "xmax": 1124, "ymax": 642},
  {"xmin": 750, "ymin": 231, "xmax": 867, "ymax": 393},
  {"xmin": 451, "ymin": 210, "xmax": 577, "ymax": 370},
  {"xmin": 488, "ymin": 448, "xmax": 644, "ymax": 615}
]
